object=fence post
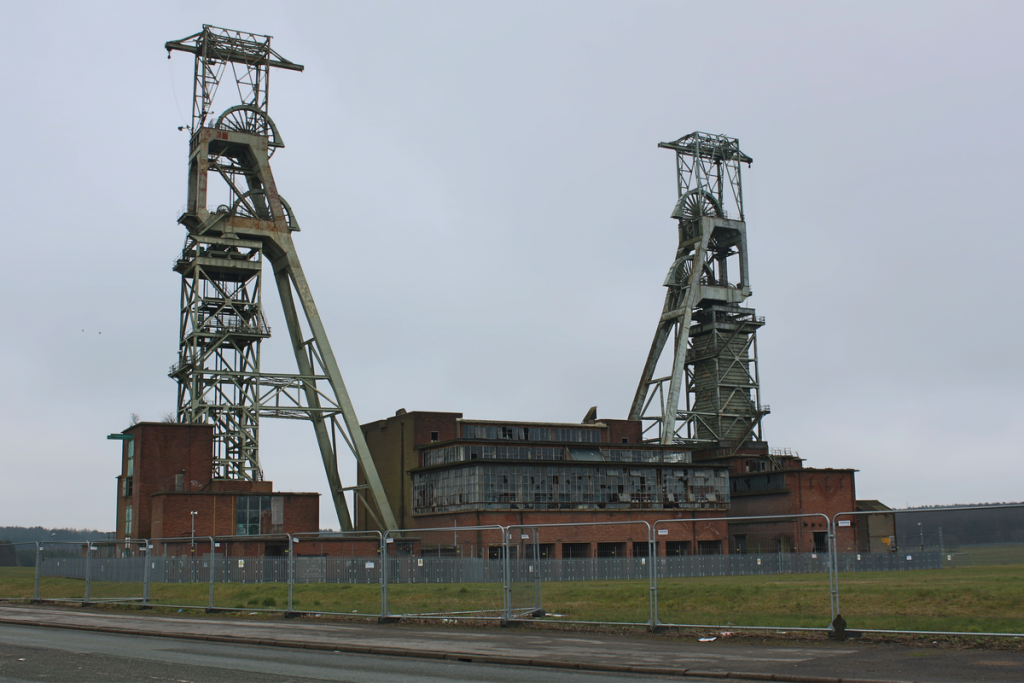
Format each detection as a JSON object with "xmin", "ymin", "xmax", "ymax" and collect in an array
[
  {"xmin": 33, "ymin": 542, "xmax": 41, "ymax": 601},
  {"xmin": 84, "ymin": 543, "xmax": 92, "ymax": 604},
  {"xmin": 380, "ymin": 533, "xmax": 390, "ymax": 619},
  {"xmin": 502, "ymin": 526, "xmax": 512, "ymax": 623},
  {"xmin": 648, "ymin": 523, "xmax": 658, "ymax": 631},
  {"xmin": 827, "ymin": 520, "xmax": 837, "ymax": 622},
  {"xmin": 142, "ymin": 540, "xmax": 151, "ymax": 607},
  {"xmin": 532, "ymin": 529, "xmax": 542, "ymax": 615},
  {"xmin": 287, "ymin": 534, "xmax": 294, "ymax": 614},
  {"xmin": 207, "ymin": 537, "xmax": 215, "ymax": 611}
]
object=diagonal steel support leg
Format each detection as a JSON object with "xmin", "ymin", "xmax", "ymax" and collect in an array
[
  {"xmin": 662, "ymin": 221, "xmax": 713, "ymax": 444},
  {"xmin": 272, "ymin": 240, "xmax": 400, "ymax": 532},
  {"xmin": 273, "ymin": 264, "xmax": 353, "ymax": 530},
  {"xmin": 630, "ymin": 322, "xmax": 673, "ymax": 422}
]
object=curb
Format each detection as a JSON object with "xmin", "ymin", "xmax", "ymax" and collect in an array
[{"xmin": 0, "ymin": 615, "xmax": 914, "ymax": 683}]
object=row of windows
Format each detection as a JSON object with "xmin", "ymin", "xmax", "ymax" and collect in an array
[
  {"xmin": 422, "ymin": 445, "xmax": 692, "ymax": 467},
  {"xmin": 423, "ymin": 445, "xmax": 567, "ymax": 466},
  {"xmin": 413, "ymin": 464, "xmax": 729, "ymax": 513},
  {"xmin": 483, "ymin": 540, "xmax": 722, "ymax": 559},
  {"xmin": 731, "ymin": 472, "xmax": 786, "ymax": 494},
  {"xmin": 460, "ymin": 424, "xmax": 603, "ymax": 443},
  {"xmin": 236, "ymin": 495, "xmax": 272, "ymax": 536}
]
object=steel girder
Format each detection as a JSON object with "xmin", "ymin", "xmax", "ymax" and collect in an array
[
  {"xmin": 630, "ymin": 133, "xmax": 766, "ymax": 451},
  {"xmin": 166, "ymin": 29, "xmax": 399, "ymax": 532}
]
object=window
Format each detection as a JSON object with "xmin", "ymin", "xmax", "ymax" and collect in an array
[
  {"xmin": 412, "ymin": 463, "xmax": 727, "ymax": 513},
  {"xmin": 813, "ymin": 532, "xmax": 829, "ymax": 553},
  {"xmin": 122, "ymin": 476, "xmax": 133, "ymax": 497},
  {"xmin": 733, "ymin": 535, "xmax": 748, "ymax": 554},
  {"xmin": 430, "ymin": 431, "xmax": 439, "ymax": 442},
  {"xmin": 125, "ymin": 504, "xmax": 133, "ymax": 536},
  {"xmin": 597, "ymin": 542, "xmax": 626, "ymax": 558},
  {"xmin": 422, "ymin": 446, "xmax": 465, "ymax": 466},
  {"xmin": 554, "ymin": 428, "xmax": 602, "ymax": 443},
  {"xmin": 487, "ymin": 545, "xmax": 518, "ymax": 560},
  {"xmin": 524, "ymin": 543, "xmax": 554, "ymax": 559},
  {"xmin": 697, "ymin": 540, "xmax": 722, "ymax": 555},
  {"xmin": 462, "ymin": 424, "xmax": 595, "ymax": 443},
  {"xmin": 236, "ymin": 496, "xmax": 271, "ymax": 535},
  {"xmin": 561, "ymin": 543, "xmax": 590, "ymax": 559},
  {"xmin": 126, "ymin": 440, "xmax": 134, "ymax": 477},
  {"xmin": 665, "ymin": 541, "xmax": 691, "ymax": 556},
  {"xmin": 633, "ymin": 541, "xmax": 658, "ymax": 557}
]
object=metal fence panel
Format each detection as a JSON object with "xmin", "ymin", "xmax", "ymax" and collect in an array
[{"xmin": 833, "ymin": 506, "xmax": 1024, "ymax": 636}]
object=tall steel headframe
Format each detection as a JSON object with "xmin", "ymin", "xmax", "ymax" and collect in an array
[
  {"xmin": 629, "ymin": 132, "xmax": 769, "ymax": 450},
  {"xmin": 165, "ymin": 25, "xmax": 399, "ymax": 532}
]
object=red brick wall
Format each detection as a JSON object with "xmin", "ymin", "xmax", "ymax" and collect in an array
[
  {"xmin": 728, "ymin": 469, "xmax": 858, "ymax": 552},
  {"xmin": 602, "ymin": 419, "xmax": 643, "ymax": 445},
  {"xmin": 361, "ymin": 411, "xmax": 462, "ymax": 531},
  {"xmin": 116, "ymin": 423, "xmax": 215, "ymax": 540},
  {"xmin": 150, "ymin": 492, "xmax": 319, "ymax": 542},
  {"xmin": 407, "ymin": 509, "xmax": 729, "ymax": 558},
  {"xmin": 411, "ymin": 412, "xmax": 462, "ymax": 446}
]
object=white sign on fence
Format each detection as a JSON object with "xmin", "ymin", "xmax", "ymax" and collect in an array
[
  {"xmin": 657, "ymin": 529, "xmax": 668, "ymax": 536},
  {"xmin": 365, "ymin": 561, "xmax": 375, "ymax": 569},
  {"xmin": 838, "ymin": 520, "xmax": 851, "ymax": 527}
]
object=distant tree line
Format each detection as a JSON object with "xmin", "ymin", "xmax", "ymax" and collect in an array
[
  {"xmin": 0, "ymin": 527, "xmax": 113, "ymax": 545},
  {"xmin": 1, "ymin": 528, "xmax": 114, "ymax": 567},
  {"xmin": 893, "ymin": 503, "xmax": 1024, "ymax": 548}
]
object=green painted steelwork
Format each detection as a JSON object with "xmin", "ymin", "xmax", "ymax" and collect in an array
[
  {"xmin": 165, "ymin": 26, "xmax": 399, "ymax": 532},
  {"xmin": 630, "ymin": 133, "xmax": 767, "ymax": 451}
]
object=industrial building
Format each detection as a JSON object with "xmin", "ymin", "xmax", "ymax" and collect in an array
[
  {"xmin": 111, "ymin": 26, "xmax": 889, "ymax": 559},
  {"xmin": 111, "ymin": 422, "xmax": 321, "ymax": 555}
]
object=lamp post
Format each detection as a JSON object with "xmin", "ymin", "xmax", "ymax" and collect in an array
[{"xmin": 190, "ymin": 511, "xmax": 198, "ymax": 552}]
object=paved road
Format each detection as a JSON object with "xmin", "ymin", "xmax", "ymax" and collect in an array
[
  {"xmin": 1, "ymin": 604, "xmax": 1023, "ymax": 682},
  {"xmin": 0, "ymin": 624, "xmax": 688, "ymax": 683}
]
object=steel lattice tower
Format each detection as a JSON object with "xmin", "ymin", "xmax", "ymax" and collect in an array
[
  {"xmin": 629, "ymin": 132, "xmax": 769, "ymax": 450},
  {"xmin": 165, "ymin": 26, "xmax": 398, "ymax": 531}
]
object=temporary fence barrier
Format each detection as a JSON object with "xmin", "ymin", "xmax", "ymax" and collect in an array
[
  {"xmin": 505, "ymin": 520, "xmax": 653, "ymax": 626},
  {"xmin": 832, "ymin": 504, "xmax": 1024, "ymax": 637},
  {"xmin": 382, "ymin": 525, "xmax": 506, "ymax": 621},
  {"xmin": 288, "ymin": 531, "xmax": 383, "ymax": 617},
  {"xmin": 6, "ymin": 505, "xmax": 1023, "ymax": 638},
  {"xmin": 0, "ymin": 542, "xmax": 41, "ymax": 602},
  {"xmin": 652, "ymin": 513, "xmax": 833, "ymax": 631}
]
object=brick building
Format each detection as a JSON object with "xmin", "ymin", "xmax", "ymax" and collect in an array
[
  {"xmin": 112, "ymin": 423, "xmax": 320, "ymax": 554},
  {"xmin": 354, "ymin": 410, "xmax": 879, "ymax": 558},
  {"xmin": 112, "ymin": 418, "xmax": 878, "ymax": 559},
  {"xmin": 357, "ymin": 411, "xmax": 733, "ymax": 558}
]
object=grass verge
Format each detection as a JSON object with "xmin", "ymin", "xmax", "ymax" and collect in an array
[{"xmin": 2, "ymin": 564, "xmax": 1022, "ymax": 633}]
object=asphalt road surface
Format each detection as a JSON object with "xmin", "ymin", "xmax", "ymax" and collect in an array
[
  {"xmin": 2, "ymin": 605, "xmax": 1024, "ymax": 683},
  {"xmin": 0, "ymin": 623, "xmax": 693, "ymax": 683}
]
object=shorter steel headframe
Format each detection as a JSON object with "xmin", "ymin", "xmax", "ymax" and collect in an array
[{"xmin": 630, "ymin": 133, "xmax": 766, "ymax": 451}]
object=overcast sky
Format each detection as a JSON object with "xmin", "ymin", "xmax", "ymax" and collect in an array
[{"xmin": 1, "ymin": 2, "xmax": 1022, "ymax": 530}]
